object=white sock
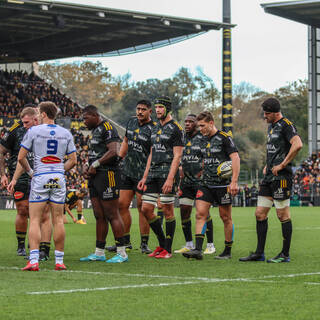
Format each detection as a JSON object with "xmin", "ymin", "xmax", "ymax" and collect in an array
[
  {"xmin": 117, "ymin": 246, "xmax": 127, "ymax": 258},
  {"xmin": 55, "ymin": 250, "xmax": 64, "ymax": 265},
  {"xmin": 30, "ymin": 249, "xmax": 39, "ymax": 264},
  {"xmin": 186, "ymin": 241, "xmax": 194, "ymax": 249},
  {"xmin": 95, "ymin": 248, "xmax": 105, "ymax": 256}
]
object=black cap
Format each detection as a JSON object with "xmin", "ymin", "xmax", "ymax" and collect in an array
[
  {"xmin": 154, "ymin": 96, "xmax": 172, "ymax": 118},
  {"xmin": 262, "ymin": 98, "xmax": 281, "ymax": 113}
]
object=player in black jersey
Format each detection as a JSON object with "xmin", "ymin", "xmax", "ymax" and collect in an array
[
  {"xmin": 138, "ymin": 97, "xmax": 184, "ymax": 259},
  {"xmin": 117, "ymin": 100, "xmax": 154, "ymax": 254},
  {"xmin": 240, "ymin": 98, "xmax": 302, "ymax": 263},
  {"xmin": 1, "ymin": 106, "xmax": 51, "ymax": 259},
  {"xmin": 175, "ymin": 114, "xmax": 215, "ymax": 254},
  {"xmin": 183, "ymin": 111, "xmax": 240, "ymax": 260},
  {"xmin": 64, "ymin": 188, "xmax": 87, "ymax": 224},
  {"xmin": 80, "ymin": 105, "xmax": 128, "ymax": 263}
]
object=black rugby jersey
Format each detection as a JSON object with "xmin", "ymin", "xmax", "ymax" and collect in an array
[
  {"xmin": 181, "ymin": 131, "xmax": 204, "ymax": 186},
  {"xmin": 0, "ymin": 120, "xmax": 31, "ymax": 183},
  {"xmin": 88, "ymin": 120, "xmax": 121, "ymax": 170},
  {"xmin": 149, "ymin": 119, "xmax": 184, "ymax": 179},
  {"xmin": 65, "ymin": 190, "xmax": 79, "ymax": 206},
  {"xmin": 264, "ymin": 117, "xmax": 298, "ymax": 181},
  {"xmin": 123, "ymin": 117, "xmax": 155, "ymax": 180},
  {"xmin": 200, "ymin": 130, "xmax": 238, "ymax": 186}
]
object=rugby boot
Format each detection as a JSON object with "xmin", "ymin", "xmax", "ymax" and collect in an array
[
  {"xmin": 239, "ymin": 252, "xmax": 265, "ymax": 262},
  {"xmin": 22, "ymin": 261, "xmax": 39, "ymax": 271},
  {"xmin": 106, "ymin": 253, "xmax": 128, "ymax": 263},
  {"xmin": 204, "ymin": 244, "xmax": 216, "ymax": 255},
  {"xmin": 55, "ymin": 263, "xmax": 67, "ymax": 270},
  {"xmin": 155, "ymin": 249, "xmax": 172, "ymax": 259},
  {"xmin": 140, "ymin": 243, "xmax": 152, "ymax": 254},
  {"xmin": 80, "ymin": 253, "xmax": 106, "ymax": 262},
  {"xmin": 174, "ymin": 246, "xmax": 193, "ymax": 254},
  {"xmin": 267, "ymin": 252, "xmax": 290, "ymax": 263},
  {"xmin": 39, "ymin": 251, "xmax": 49, "ymax": 262},
  {"xmin": 148, "ymin": 246, "xmax": 164, "ymax": 257},
  {"xmin": 17, "ymin": 247, "xmax": 27, "ymax": 256},
  {"xmin": 183, "ymin": 249, "xmax": 203, "ymax": 260}
]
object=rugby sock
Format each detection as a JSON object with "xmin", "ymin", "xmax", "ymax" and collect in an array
[
  {"xmin": 124, "ymin": 233, "xmax": 131, "ymax": 245},
  {"xmin": 55, "ymin": 250, "xmax": 64, "ymax": 265},
  {"xmin": 206, "ymin": 216, "xmax": 214, "ymax": 243},
  {"xmin": 77, "ymin": 213, "xmax": 82, "ymax": 220},
  {"xmin": 165, "ymin": 218, "xmax": 176, "ymax": 253},
  {"xmin": 30, "ymin": 249, "xmax": 39, "ymax": 264},
  {"xmin": 224, "ymin": 241, "xmax": 233, "ymax": 254},
  {"xmin": 157, "ymin": 209, "xmax": 164, "ymax": 225},
  {"xmin": 40, "ymin": 242, "xmax": 51, "ymax": 257},
  {"xmin": 116, "ymin": 237, "xmax": 127, "ymax": 258},
  {"xmin": 182, "ymin": 217, "xmax": 192, "ymax": 242},
  {"xmin": 141, "ymin": 234, "xmax": 149, "ymax": 245},
  {"xmin": 149, "ymin": 217, "xmax": 166, "ymax": 248},
  {"xmin": 256, "ymin": 218, "xmax": 268, "ymax": 254},
  {"xmin": 195, "ymin": 234, "xmax": 205, "ymax": 251},
  {"xmin": 281, "ymin": 219, "xmax": 292, "ymax": 256},
  {"xmin": 95, "ymin": 240, "xmax": 106, "ymax": 256},
  {"xmin": 16, "ymin": 231, "xmax": 26, "ymax": 248}
]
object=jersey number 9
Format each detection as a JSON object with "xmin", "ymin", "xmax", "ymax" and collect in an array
[{"xmin": 47, "ymin": 140, "xmax": 58, "ymax": 154}]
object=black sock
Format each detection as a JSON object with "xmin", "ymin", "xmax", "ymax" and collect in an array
[
  {"xmin": 115, "ymin": 237, "xmax": 126, "ymax": 247},
  {"xmin": 124, "ymin": 233, "xmax": 131, "ymax": 245},
  {"xmin": 224, "ymin": 241, "xmax": 233, "ymax": 254},
  {"xmin": 141, "ymin": 234, "xmax": 149, "ymax": 245},
  {"xmin": 157, "ymin": 209, "xmax": 164, "ymax": 226},
  {"xmin": 40, "ymin": 242, "xmax": 51, "ymax": 256},
  {"xmin": 77, "ymin": 214, "xmax": 82, "ymax": 220},
  {"xmin": 149, "ymin": 217, "xmax": 166, "ymax": 248},
  {"xmin": 255, "ymin": 219, "xmax": 268, "ymax": 254},
  {"xmin": 96, "ymin": 240, "xmax": 106, "ymax": 250},
  {"xmin": 16, "ymin": 231, "xmax": 26, "ymax": 248},
  {"xmin": 182, "ymin": 218, "xmax": 192, "ymax": 242},
  {"xmin": 281, "ymin": 219, "xmax": 292, "ymax": 256},
  {"xmin": 206, "ymin": 216, "xmax": 214, "ymax": 243},
  {"xmin": 195, "ymin": 234, "xmax": 205, "ymax": 251},
  {"xmin": 165, "ymin": 218, "xmax": 176, "ymax": 253}
]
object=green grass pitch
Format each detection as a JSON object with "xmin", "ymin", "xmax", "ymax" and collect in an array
[{"xmin": 0, "ymin": 206, "xmax": 320, "ymax": 319}]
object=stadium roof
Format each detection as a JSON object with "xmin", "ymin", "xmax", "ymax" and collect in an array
[
  {"xmin": 261, "ymin": 0, "xmax": 320, "ymax": 27},
  {"xmin": 0, "ymin": 0, "xmax": 235, "ymax": 63}
]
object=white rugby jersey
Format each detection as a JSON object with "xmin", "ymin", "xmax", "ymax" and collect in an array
[{"xmin": 20, "ymin": 124, "xmax": 76, "ymax": 175}]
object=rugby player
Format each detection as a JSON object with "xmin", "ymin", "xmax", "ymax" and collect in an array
[
  {"xmin": 80, "ymin": 105, "xmax": 128, "ymax": 263},
  {"xmin": 64, "ymin": 188, "xmax": 87, "ymax": 224},
  {"xmin": 138, "ymin": 97, "xmax": 184, "ymax": 259},
  {"xmin": 239, "ymin": 98, "xmax": 302, "ymax": 263},
  {"xmin": 183, "ymin": 111, "xmax": 240, "ymax": 260},
  {"xmin": 1, "ymin": 106, "xmax": 51, "ymax": 260},
  {"xmin": 117, "ymin": 100, "xmax": 154, "ymax": 254},
  {"xmin": 175, "ymin": 114, "xmax": 215, "ymax": 254},
  {"xmin": 19, "ymin": 101, "xmax": 77, "ymax": 271}
]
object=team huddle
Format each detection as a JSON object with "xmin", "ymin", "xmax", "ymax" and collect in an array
[{"xmin": 0, "ymin": 96, "xmax": 302, "ymax": 271}]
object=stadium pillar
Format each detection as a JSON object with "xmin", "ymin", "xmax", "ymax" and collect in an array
[{"xmin": 222, "ymin": 0, "xmax": 233, "ymax": 136}]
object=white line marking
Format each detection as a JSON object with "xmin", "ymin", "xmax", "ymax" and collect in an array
[{"xmin": 304, "ymin": 282, "xmax": 320, "ymax": 285}]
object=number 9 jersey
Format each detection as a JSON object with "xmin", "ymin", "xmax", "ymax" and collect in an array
[{"xmin": 20, "ymin": 124, "xmax": 76, "ymax": 175}]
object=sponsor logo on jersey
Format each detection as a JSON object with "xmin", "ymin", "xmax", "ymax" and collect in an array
[
  {"xmin": 41, "ymin": 156, "xmax": 61, "ymax": 163},
  {"xmin": 14, "ymin": 191, "xmax": 24, "ymax": 200},
  {"xmin": 196, "ymin": 190, "xmax": 204, "ymax": 198}
]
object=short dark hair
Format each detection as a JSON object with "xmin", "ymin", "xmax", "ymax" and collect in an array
[
  {"xmin": 262, "ymin": 98, "xmax": 281, "ymax": 113},
  {"xmin": 39, "ymin": 101, "xmax": 58, "ymax": 120},
  {"xmin": 136, "ymin": 100, "xmax": 152, "ymax": 108},
  {"xmin": 83, "ymin": 105, "xmax": 99, "ymax": 115},
  {"xmin": 196, "ymin": 111, "xmax": 214, "ymax": 122}
]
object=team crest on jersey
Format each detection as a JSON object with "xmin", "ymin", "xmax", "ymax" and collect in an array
[
  {"xmin": 14, "ymin": 191, "xmax": 24, "ymax": 200},
  {"xmin": 41, "ymin": 156, "xmax": 61, "ymax": 163},
  {"xmin": 196, "ymin": 190, "xmax": 204, "ymax": 198}
]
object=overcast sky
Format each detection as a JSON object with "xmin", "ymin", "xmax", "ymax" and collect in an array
[{"xmin": 52, "ymin": 0, "xmax": 308, "ymax": 93}]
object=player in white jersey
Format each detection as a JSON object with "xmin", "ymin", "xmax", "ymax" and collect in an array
[{"xmin": 18, "ymin": 101, "xmax": 77, "ymax": 271}]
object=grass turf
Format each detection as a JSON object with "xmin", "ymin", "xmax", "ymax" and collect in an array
[{"xmin": 0, "ymin": 206, "xmax": 320, "ymax": 319}]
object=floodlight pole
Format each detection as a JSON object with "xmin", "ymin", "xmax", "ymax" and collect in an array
[{"xmin": 222, "ymin": 0, "xmax": 233, "ymax": 136}]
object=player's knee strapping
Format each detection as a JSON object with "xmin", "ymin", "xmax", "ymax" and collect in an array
[{"xmin": 142, "ymin": 193, "xmax": 158, "ymax": 205}]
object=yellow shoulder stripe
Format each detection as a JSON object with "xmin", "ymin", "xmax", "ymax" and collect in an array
[
  {"xmin": 104, "ymin": 121, "xmax": 113, "ymax": 130},
  {"xmin": 283, "ymin": 118, "xmax": 292, "ymax": 126},
  {"xmin": 174, "ymin": 121, "xmax": 183, "ymax": 131},
  {"xmin": 9, "ymin": 122, "xmax": 20, "ymax": 132},
  {"xmin": 219, "ymin": 131, "xmax": 228, "ymax": 137}
]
